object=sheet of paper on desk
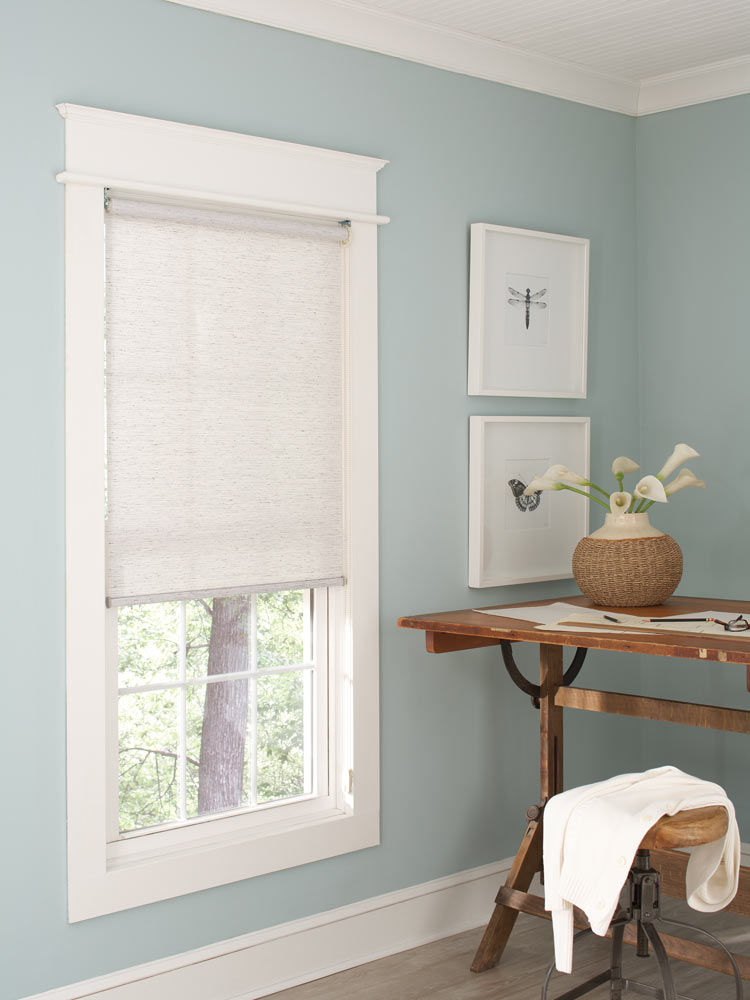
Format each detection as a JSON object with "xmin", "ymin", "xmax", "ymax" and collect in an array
[
  {"xmin": 474, "ymin": 605, "xmax": 750, "ymax": 635},
  {"xmin": 473, "ymin": 602, "xmax": 590, "ymax": 625}
]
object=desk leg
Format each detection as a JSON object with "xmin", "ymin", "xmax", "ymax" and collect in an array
[
  {"xmin": 471, "ymin": 644, "xmax": 563, "ymax": 973},
  {"xmin": 540, "ymin": 644, "xmax": 564, "ymax": 800}
]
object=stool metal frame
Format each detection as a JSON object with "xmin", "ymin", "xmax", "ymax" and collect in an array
[{"xmin": 541, "ymin": 850, "xmax": 743, "ymax": 1000}]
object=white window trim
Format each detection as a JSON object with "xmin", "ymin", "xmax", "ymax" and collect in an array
[{"xmin": 58, "ymin": 104, "xmax": 387, "ymax": 922}]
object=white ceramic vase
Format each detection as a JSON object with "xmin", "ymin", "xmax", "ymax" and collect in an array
[{"xmin": 590, "ymin": 511, "xmax": 663, "ymax": 540}]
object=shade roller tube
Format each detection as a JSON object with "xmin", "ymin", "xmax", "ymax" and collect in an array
[
  {"xmin": 107, "ymin": 196, "xmax": 351, "ymax": 241},
  {"xmin": 105, "ymin": 196, "xmax": 346, "ymax": 605}
]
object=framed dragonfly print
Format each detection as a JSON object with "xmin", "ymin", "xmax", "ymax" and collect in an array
[
  {"xmin": 468, "ymin": 223, "xmax": 589, "ymax": 397},
  {"xmin": 469, "ymin": 416, "xmax": 589, "ymax": 587}
]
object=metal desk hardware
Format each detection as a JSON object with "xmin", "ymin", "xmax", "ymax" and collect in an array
[{"xmin": 500, "ymin": 639, "xmax": 587, "ymax": 708}]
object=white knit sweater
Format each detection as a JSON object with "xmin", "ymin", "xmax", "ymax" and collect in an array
[{"xmin": 543, "ymin": 765, "xmax": 740, "ymax": 974}]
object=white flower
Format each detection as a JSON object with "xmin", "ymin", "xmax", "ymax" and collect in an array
[
  {"xmin": 522, "ymin": 477, "xmax": 563, "ymax": 496},
  {"xmin": 634, "ymin": 475, "xmax": 668, "ymax": 503},
  {"xmin": 542, "ymin": 464, "xmax": 588, "ymax": 485},
  {"xmin": 665, "ymin": 468, "xmax": 706, "ymax": 496},
  {"xmin": 610, "ymin": 491, "xmax": 632, "ymax": 513},
  {"xmin": 657, "ymin": 443, "xmax": 700, "ymax": 481},
  {"xmin": 611, "ymin": 456, "xmax": 639, "ymax": 477}
]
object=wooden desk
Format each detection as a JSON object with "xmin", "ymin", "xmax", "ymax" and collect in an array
[{"xmin": 397, "ymin": 594, "xmax": 750, "ymax": 982}]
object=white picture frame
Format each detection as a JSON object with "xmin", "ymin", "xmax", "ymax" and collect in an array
[
  {"xmin": 468, "ymin": 223, "xmax": 589, "ymax": 398},
  {"xmin": 469, "ymin": 416, "xmax": 590, "ymax": 588}
]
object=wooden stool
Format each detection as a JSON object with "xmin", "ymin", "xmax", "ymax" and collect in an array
[{"xmin": 541, "ymin": 805, "xmax": 742, "ymax": 1000}]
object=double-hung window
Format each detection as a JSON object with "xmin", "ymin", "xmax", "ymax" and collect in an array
[{"xmin": 59, "ymin": 105, "xmax": 387, "ymax": 920}]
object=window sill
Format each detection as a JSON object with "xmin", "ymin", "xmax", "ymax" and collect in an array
[
  {"xmin": 107, "ymin": 796, "xmax": 344, "ymax": 869},
  {"xmin": 72, "ymin": 802, "xmax": 378, "ymax": 922}
]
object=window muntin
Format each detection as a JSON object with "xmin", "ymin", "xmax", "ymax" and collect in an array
[{"xmin": 111, "ymin": 589, "xmax": 328, "ymax": 839}]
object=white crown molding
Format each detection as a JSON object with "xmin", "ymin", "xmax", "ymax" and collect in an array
[
  {"xmin": 637, "ymin": 54, "xmax": 750, "ymax": 116},
  {"xmin": 165, "ymin": 0, "xmax": 640, "ymax": 115},
  {"xmin": 164, "ymin": 0, "xmax": 750, "ymax": 117},
  {"xmin": 21, "ymin": 858, "xmax": 512, "ymax": 1000}
]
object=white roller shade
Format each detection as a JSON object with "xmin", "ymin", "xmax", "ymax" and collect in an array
[{"xmin": 104, "ymin": 197, "xmax": 346, "ymax": 606}]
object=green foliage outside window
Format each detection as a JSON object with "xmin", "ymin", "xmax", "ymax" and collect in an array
[{"xmin": 118, "ymin": 590, "xmax": 309, "ymax": 833}]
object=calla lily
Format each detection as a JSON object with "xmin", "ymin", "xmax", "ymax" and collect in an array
[
  {"xmin": 525, "ymin": 475, "xmax": 611, "ymax": 510},
  {"xmin": 543, "ymin": 464, "xmax": 589, "ymax": 485},
  {"xmin": 664, "ymin": 468, "xmax": 706, "ymax": 496},
  {"xmin": 611, "ymin": 456, "xmax": 639, "ymax": 477},
  {"xmin": 523, "ymin": 477, "xmax": 563, "ymax": 496},
  {"xmin": 657, "ymin": 443, "xmax": 700, "ymax": 481},
  {"xmin": 634, "ymin": 475, "xmax": 668, "ymax": 503},
  {"xmin": 610, "ymin": 491, "xmax": 632, "ymax": 513}
]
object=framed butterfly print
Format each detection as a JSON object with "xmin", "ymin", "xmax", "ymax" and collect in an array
[
  {"xmin": 469, "ymin": 416, "xmax": 590, "ymax": 587},
  {"xmin": 468, "ymin": 223, "xmax": 589, "ymax": 398}
]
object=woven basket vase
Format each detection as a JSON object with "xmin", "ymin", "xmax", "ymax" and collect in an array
[{"xmin": 572, "ymin": 530, "xmax": 683, "ymax": 608}]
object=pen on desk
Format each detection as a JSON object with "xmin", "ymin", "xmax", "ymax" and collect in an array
[{"xmin": 603, "ymin": 614, "xmax": 620, "ymax": 623}]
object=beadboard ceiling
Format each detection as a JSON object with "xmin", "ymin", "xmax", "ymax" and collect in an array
[
  {"xmin": 357, "ymin": 0, "xmax": 750, "ymax": 82},
  {"xmin": 166, "ymin": 0, "xmax": 750, "ymax": 114}
]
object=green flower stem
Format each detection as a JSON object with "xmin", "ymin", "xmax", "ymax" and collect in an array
[
  {"xmin": 616, "ymin": 472, "xmax": 624, "ymax": 489},
  {"xmin": 585, "ymin": 480, "xmax": 611, "ymax": 499},
  {"xmin": 627, "ymin": 495, "xmax": 638, "ymax": 513},
  {"xmin": 559, "ymin": 484, "xmax": 610, "ymax": 510}
]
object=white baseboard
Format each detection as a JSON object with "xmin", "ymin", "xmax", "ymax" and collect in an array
[
  {"xmin": 22, "ymin": 858, "xmax": 512, "ymax": 1000},
  {"xmin": 24, "ymin": 843, "xmax": 750, "ymax": 1000}
]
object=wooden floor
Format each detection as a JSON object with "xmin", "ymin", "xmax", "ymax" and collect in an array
[{"xmin": 270, "ymin": 897, "xmax": 749, "ymax": 999}]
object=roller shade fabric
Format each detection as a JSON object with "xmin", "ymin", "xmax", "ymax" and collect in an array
[{"xmin": 104, "ymin": 197, "xmax": 346, "ymax": 606}]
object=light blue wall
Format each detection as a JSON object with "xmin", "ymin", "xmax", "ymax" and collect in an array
[
  {"xmin": 636, "ymin": 96, "xmax": 750, "ymax": 835},
  {"xmin": 1, "ymin": 2, "xmax": 643, "ymax": 996}
]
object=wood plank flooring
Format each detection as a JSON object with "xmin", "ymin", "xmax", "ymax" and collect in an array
[{"xmin": 269, "ymin": 897, "xmax": 749, "ymax": 999}]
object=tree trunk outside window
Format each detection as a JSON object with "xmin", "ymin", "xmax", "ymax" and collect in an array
[{"xmin": 198, "ymin": 595, "xmax": 250, "ymax": 814}]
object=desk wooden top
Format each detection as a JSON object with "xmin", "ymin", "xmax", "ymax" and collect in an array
[{"xmin": 397, "ymin": 595, "xmax": 750, "ymax": 666}]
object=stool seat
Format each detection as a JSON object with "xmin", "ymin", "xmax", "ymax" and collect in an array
[
  {"xmin": 639, "ymin": 805, "xmax": 728, "ymax": 850},
  {"xmin": 542, "ymin": 800, "xmax": 739, "ymax": 1000}
]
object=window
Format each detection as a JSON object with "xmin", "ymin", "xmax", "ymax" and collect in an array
[
  {"xmin": 59, "ymin": 104, "xmax": 387, "ymax": 920},
  {"xmin": 113, "ymin": 589, "xmax": 326, "ymax": 839}
]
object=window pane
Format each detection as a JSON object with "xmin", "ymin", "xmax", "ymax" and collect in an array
[
  {"xmin": 118, "ymin": 601, "xmax": 179, "ymax": 686},
  {"xmin": 257, "ymin": 590, "xmax": 305, "ymax": 669},
  {"xmin": 116, "ymin": 592, "xmax": 317, "ymax": 834},
  {"xmin": 185, "ymin": 598, "xmax": 213, "ymax": 679},
  {"xmin": 119, "ymin": 690, "xmax": 180, "ymax": 831},
  {"xmin": 256, "ymin": 669, "xmax": 309, "ymax": 803},
  {"xmin": 185, "ymin": 683, "xmax": 204, "ymax": 819},
  {"xmin": 187, "ymin": 677, "xmax": 252, "ymax": 819}
]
